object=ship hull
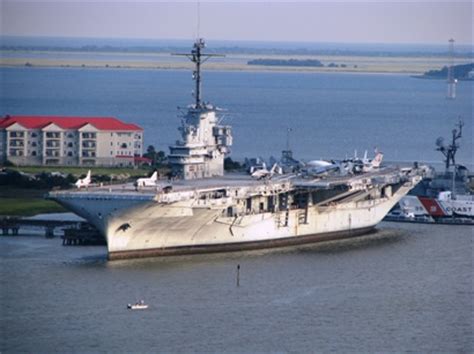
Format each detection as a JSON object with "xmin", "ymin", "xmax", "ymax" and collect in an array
[
  {"xmin": 108, "ymin": 226, "xmax": 375, "ymax": 259},
  {"xmin": 102, "ymin": 183, "xmax": 409, "ymax": 259},
  {"xmin": 50, "ymin": 171, "xmax": 419, "ymax": 260}
]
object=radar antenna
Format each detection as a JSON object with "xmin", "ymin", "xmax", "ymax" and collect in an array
[
  {"xmin": 436, "ymin": 118, "xmax": 463, "ymax": 170},
  {"xmin": 173, "ymin": 39, "xmax": 224, "ymax": 109}
]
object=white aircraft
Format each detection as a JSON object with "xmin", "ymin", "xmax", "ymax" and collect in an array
[
  {"xmin": 251, "ymin": 163, "xmax": 281, "ymax": 180},
  {"xmin": 362, "ymin": 151, "xmax": 384, "ymax": 172},
  {"xmin": 346, "ymin": 149, "xmax": 384, "ymax": 174},
  {"xmin": 303, "ymin": 160, "xmax": 340, "ymax": 177},
  {"xmin": 134, "ymin": 171, "xmax": 159, "ymax": 188},
  {"xmin": 75, "ymin": 170, "xmax": 92, "ymax": 189}
]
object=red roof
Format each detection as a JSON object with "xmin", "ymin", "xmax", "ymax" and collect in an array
[{"xmin": 0, "ymin": 115, "xmax": 143, "ymax": 131}]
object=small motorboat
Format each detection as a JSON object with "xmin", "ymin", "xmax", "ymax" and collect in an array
[{"xmin": 127, "ymin": 300, "xmax": 148, "ymax": 310}]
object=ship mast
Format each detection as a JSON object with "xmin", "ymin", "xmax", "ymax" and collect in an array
[
  {"xmin": 168, "ymin": 39, "xmax": 232, "ymax": 180},
  {"xmin": 436, "ymin": 119, "xmax": 463, "ymax": 170},
  {"xmin": 173, "ymin": 38, "xmax": 223, "ymax": 108},
  {"xmin": 436, "ymin": 118, "xmax": 463, "ymax": 198}
]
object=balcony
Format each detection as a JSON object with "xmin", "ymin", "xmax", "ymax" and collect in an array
[
  {"xmin": 82, "ymin": 141, "xmax": 96, "ymax": 149},
  {"xmin": 82, "ymin": 133, "xmax": 96, "ymax": 139},
  {"xmin": 9, "ymin": 149, "xmax": 24, "ymax": 156},
  {"xmin": 9, "ymin": 140, "xmax": 24, "ymax": 147},
  {"xmin": 45, "ymin": 150, "xmax": 60, "ymax": 157},
  {"xmin": 82, "ymin": 151, "xmax": 96, "ymax": 158},
  {"xmin": 46, "ymin": 141, "xmax": 60, "ymax": 148},
  {"xmin": 9, "ymin": 132, "xmax": 25, "ymax": 138},
  {"xmin": 45, "ymin": 132, "xmax": 61, "ymax": 139}
]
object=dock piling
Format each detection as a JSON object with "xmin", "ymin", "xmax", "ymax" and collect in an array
[{"xmin": 236, "ymin": 264, "xmax": 240, "ymax": 287}]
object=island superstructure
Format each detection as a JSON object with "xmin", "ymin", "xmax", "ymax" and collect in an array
[
  {"xmin": 49, "ymin": 38, "xmax": 423, "ymax": 260},
  {"xmin": 168, "ymin": 38, "xmax": 232, "ymax": 179}
]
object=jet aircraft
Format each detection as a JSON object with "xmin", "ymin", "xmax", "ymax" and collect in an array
[{"xmin": 75, "ymin": 170, "xmax": 92, "ymax": 189}]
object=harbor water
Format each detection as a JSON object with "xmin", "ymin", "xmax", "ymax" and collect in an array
[
  {"xmin": 1, "ymin": 67, "xmax": 472, "ymax": 165},
  {"xmin": 1, "ymin": 223, "xmax": 472, "ymax": 352},
  {"xmin": 1, "ymin": 66, "xmax": 473, "ymax": 352}
]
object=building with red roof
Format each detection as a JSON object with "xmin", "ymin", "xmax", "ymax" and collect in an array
[{"xmin": 0, "ymin": 115, "xmax": 145, "ymax": 166}]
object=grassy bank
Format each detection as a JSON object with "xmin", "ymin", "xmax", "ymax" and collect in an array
[
  {"xmin": 0, "ymin": 198, "xmax": 65, "ymax": 216},
  {"xmin": 0, "ymin": 187, "xmax": 65, "ymax": 216},
  {"xmin": 0, "ymin": 166, "xmax": 162, "ymax": 216}
]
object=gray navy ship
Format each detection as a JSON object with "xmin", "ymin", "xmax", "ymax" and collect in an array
[
  {"xmin": 49, "ymin": 39, "xmax": 423, "ymax": 259},
  {"xmin": 386, "ymin": 120, "xmax": 474, "ymax": 224}
]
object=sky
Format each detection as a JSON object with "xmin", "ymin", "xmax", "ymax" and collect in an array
[{"xmin": 1, "ymin": 1, "xmax": 472, "ymax": 45}]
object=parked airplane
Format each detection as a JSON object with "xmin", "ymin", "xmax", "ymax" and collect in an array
[
  {"xmin": 303, "ymin": 160, "xmax": 341, "ymax": 177},
  {"xmin": 251, "ymin": 163, "xmax": 282, "ymax": 180},
  {"xmin": 134, "ymin": 171, "xmax": 159, "ymax": 188},
  {"xmin": 362, "ymin": 151, "xmax": 384, "ymax": 172},
  {"xmin": 303, "ymin": 149, "xmax": 384, "ymax": 177},
  {"xmin": 347, "ymin": 149, "xmax": 384, "ymax": 173},
  {"xmin": 75, "ymin": 170, "xmax": 92, "ymax": 189}
]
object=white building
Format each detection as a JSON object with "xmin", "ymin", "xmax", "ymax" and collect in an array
[{"xmin": 0, "ymin": 115, "xmax": 145, "ymax": 166}]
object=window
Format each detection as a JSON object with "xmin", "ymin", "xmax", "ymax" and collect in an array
[
  {"xmin": 32, "ymin": 142, "xmax": 37, "ymax": 147},
  {"xmin": 32, "ymin": 151, "xmax": 37, "ymax": 156},
  {"xmin": 68, "ymin": 142, "xmax": 73, "ymax": 148},
  {"xmin": 31, "ymin": 132, "xmax": 38, "ymax": 138},
  {"xmin": 67, "ymin": 151, "xmax": 73, "ymax": 157}
]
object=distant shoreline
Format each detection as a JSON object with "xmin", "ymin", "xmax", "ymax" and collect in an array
[{"xmin": 2, "ymin": 50, "xmax": 472, "ymax": 75}]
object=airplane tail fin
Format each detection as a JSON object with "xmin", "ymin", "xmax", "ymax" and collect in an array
[
  {"xmin": 151, "ymin": 171, "xmax": 158, "ymax": 181},
  {"xmin": 371, "ymin": 152, "xmax": 384, "ymax": 168},
  {"xmin": 270, "ymin": 163, "xmax": 278, "ymax": 174},
  {"xmin": 86, "ymin": 170, "xmax": 91, "ymax": 180},
  {"xmin": 363, "ymin": 150, "xmax": 368, "ymax": 163}
]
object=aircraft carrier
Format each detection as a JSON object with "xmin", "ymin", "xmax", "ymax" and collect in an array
[{"xmin": 49, "ymin": 39, "xmax": 423, "ymax": 260}]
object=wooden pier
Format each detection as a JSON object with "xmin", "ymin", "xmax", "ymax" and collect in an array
[
  {"xmin": 0, "ymin": 217, "xmax": 105, "ymax": 245},
  {"xmin": 62, "ymin": 224, "xmax": 105, "ymax": 245}
]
